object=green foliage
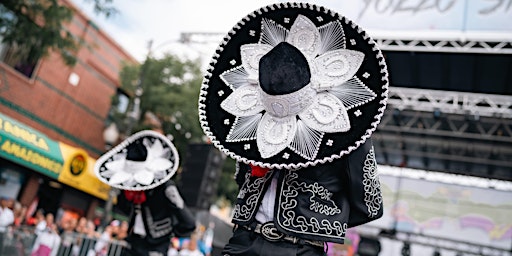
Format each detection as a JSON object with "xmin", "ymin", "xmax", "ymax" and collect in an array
[
  {"xmin": 117, "ymin": 53, "xmax": 238, "ymax": 206},
  {"xmin": 0, "ymin": 0, "xmax": 115, "ymax": 66},
  {"xmin": 118, "ymin": 55, "xmax": 197, "ymax": 149}
]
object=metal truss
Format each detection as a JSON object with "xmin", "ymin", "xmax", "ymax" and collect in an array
[
  {"xmin": 374, "ymin": 37, "xmax": 512, "ymax": 54},
  {"xmin": 358, "ymin": 225, "xmax": 511, "ymax": 256},
  {"xmin": 179, "ymin": 31, "xmax": 512, "ymax": 54},
  {"xmin": 369, "ymin": 30, "xmax": 512, "ymax": 54},
  {"xmin": 374, "ymin": 105, "xmax": 512, "ymax": 180},
  {"xmin": 388, "ymin": 87, "xmax": 512, "ymax": 119},
  {"xmin": 178, "ymin": 32, "xmax": 512, "ymax": 179}
]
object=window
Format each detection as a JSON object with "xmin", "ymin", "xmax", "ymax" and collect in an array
[
  {"xmin": 115, "ymin": 89, "xmax": 130, "ymax": 113},
  {"xmin": 0, "ymin": 4, "xmax": 40, "ymax": 78},
  {"xmin": 0, "ymin": 42, "xmax": 40, "ymax": 78}
]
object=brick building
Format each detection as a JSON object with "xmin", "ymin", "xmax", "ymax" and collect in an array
[{"xmin": 0, "ymin": 0, "xmax": 137, "ymax": 220}]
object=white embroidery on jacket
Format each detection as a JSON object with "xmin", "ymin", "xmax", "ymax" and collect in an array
[
  {"xmin": 363, "ymin": 146, "xmax": 382, "ymax": 217},
  {"xmin": 232, "ymin": 171, "xmax": 273, "ymax": 222},
  {"xmin": 277, "ymin": 171, "xmax": 347, "ymax": 239}
]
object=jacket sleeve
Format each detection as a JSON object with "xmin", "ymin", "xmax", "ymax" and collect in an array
[
  {"xmin": 345, "ymin": 138, "xmax": 384, "ymax": 228},
  {"xmin": 115, "ymin": 190, "xmax": 132, "ymax": 216},
  {"xmin": 164, "ymin": 181, "xmax": 197, "ymax": 237},
  {"xmin": 234, "ymin": 162, "xmax": 251, "ymax": 187}
]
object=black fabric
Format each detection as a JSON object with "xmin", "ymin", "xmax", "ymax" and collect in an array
[
  {"xmin": 346, "ymin": 140, "xmax": 384, "ymax": 228},
  {"xmin": 126, "ymin": 139, "xmax": 148, "ymax": 161},
  {"xmin": 222, "ymin": 228, "xmax": 326, "ymax": 256},
  {"xmin": 199, "ymin": 3, "xmax": 389, "ymax": 168},
  {"xmin": 117, "ymin": 181, "xmax": 196, "ymax": 246},
  {"xmin": 231, "ymin": 139, "xmax": 383, "ymax": 244},
  {"xmin": 259, "ymin": 42, "xmax": 311, "ymax": 95}
]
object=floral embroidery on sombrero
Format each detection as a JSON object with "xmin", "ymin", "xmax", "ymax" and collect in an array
[{"xmin": 220, "ymin": 15, "xmax": 377, "ymax": 160}]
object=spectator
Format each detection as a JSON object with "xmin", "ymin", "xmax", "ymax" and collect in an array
[
  {"xmin": 0, "ymin": 197, "xmax": 14, "ymax": 231},
  {"xmin": 178, "ymin": 234, "xmax": 204, "ymax": 256},
  {"xmin": 109, "ymin": 220, "xmax": 120, "ymax": 239},
  {"xmin": 30, "ymin": 223, "xmax": 61, "ymax": 256},
  {"xmin": 79, "ymin": 220, "xmax": 98, "ymax": 256},
  {"xmin": 167, "ymin": 240, "xmax": 179, "ymax": 256},
  {"xmin": 13, "ymin": 202, "xmax": 27, "ymax": 226},
  {"xmin": 116, "ymin": 220, "xmax": 129, "ymax": 241},
  {"xmin": 35, "ymin": 212, "xmax": 54, "ymax": 236},
  {"xmin": 0, "ymin": 197, "xmax": 15, "ymax": 252},
  {"xmin": 91, "ymin": 224, "xmax": 113, "ymax": 256},
  {"xmin": 75, "ymin": 217, "xmax": 88, "ymax": 234},
  {"xmin": 58, "ymin": 218, "xmax": 79, "ymax": 256},
  {"xmin": 27, "ymin": 209, "xmax": 45, "ymax": 226},
  {"xmin": 108, "ymin": 220, "xmax": 126, "ymax": 255}
]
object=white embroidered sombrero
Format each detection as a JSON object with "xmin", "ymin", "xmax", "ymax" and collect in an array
[
  {"xmin": 94, "ymin": 130, "xmax": 179, "ymax": 191},
  {"xmin": 199, "ymin": 2, "xmax": 389, "ymax": 169}
]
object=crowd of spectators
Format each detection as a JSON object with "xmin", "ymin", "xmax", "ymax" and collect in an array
[
  {"xmin": 0, "ymin": 197, "xmax": 130, "ymax": 256},
  {"xmin": 1, "ymin": 196, "xmax": 219, "ymax": 256},
  {"xmin": 1, "ymin": 197, "xmax": 214, "ymax": 256}
]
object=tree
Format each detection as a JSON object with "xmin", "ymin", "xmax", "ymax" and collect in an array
[
  {"xmin": 117, "ymin": 54, "xmax": 203, "ymax": 153},
  {"xmin": 116, "ymin": 53, "xmax": 239, "ymax": 206},
  {"xmin": 0, "ymin": 0, "xmax": 116, "ymax": 67}
]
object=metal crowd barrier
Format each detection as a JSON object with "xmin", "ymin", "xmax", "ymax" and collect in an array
[{"xmin": 0, "ymin": 226, "xmax": 128, "ymax": 256}]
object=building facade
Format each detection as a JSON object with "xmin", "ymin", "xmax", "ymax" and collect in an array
[{"xmin": 0, "ymin": 0, "xmax": 137, "ymax": 220}]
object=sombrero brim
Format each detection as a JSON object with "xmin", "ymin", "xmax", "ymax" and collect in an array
[
  {"xmin": 94, "ymin": 130, "xmax": 179, "ymax": 191},
  {"xmin": 199, "ymin": 2, "xmax": 388, "ymax": 169}
]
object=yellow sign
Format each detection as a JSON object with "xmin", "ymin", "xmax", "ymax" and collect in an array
[{"xmin": 58, "ymin": 143, "xmax": 111, "ymax": 200}]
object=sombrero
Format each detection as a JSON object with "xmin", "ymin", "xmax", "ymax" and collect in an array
[
  {"xmin": 199, "ymin": 2, "xmax": 388, "ymax": 169},
  {"xmin": 94, "ymin": 130, "xmax": 179, "ymax": 191}
]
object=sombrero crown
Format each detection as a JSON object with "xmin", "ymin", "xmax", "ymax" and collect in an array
[
  {"xmin": 94, "ymin": 130, "xmax": 179, "ymax": 191},
  {"xmin": 199, "ymin": 2, "xmax": 389, "ymax": 169}
]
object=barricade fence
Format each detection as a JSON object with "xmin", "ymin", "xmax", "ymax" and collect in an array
[{"xmin": 0, "ymin": 225, "xmax": 128, "ymax": 256}]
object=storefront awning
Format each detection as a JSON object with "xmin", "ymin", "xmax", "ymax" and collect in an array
[{"xmin": 0, "ymin": 113, "xmax": 110, "ymax": 200}]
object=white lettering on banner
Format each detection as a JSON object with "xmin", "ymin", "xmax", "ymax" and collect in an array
[
  {"xmin": 358, "ymin": 0, "xmax": 511, "ymax": 19},
  {"xmin": 479, "ymin": 0, "xmax": 512, "ymax": 14}
]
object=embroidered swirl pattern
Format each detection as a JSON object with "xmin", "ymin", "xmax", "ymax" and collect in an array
[
  {"xmin": 362, "ymin": 146, "xmax": 382, "ymax": 217},
  {"xmin": 232, "ymin": 171, "xmax": 272, "ymax": 221},
  {"xmin": 277, "ymin": 172, "xmax": 347, "ymax": 238}
]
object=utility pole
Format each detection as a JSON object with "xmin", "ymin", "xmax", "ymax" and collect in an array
[
  {"xmin": 104, "ymin": 40, "xmax": 154, "ymax": 228},
  {"xmin": 124, "ymin": 40, "xmax": 153, "ymax": 136}
]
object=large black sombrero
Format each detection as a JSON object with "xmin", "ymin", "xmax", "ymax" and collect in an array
[
  {"xmin": 199, "ymin": 2, "xmax": 388, "ymax": 169},
  {"xmin": 94, "ymin": 130, "xmax": 179, "ymax": 191}
]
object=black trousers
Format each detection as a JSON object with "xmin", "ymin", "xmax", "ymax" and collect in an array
[
  {"xmin": 222, "ymin": 228, "xmax": 326, "ymax": 256},
  {"xmin": 122, "ymin": 235, "xmax": 169, "ymax": 256}
]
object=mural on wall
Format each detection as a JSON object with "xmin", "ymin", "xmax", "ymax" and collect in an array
[{"xmin": 369, "ymin": 166, "xmax": 512, "ymax": 250}]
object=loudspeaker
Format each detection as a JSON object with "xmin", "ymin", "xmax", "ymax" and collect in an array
[{"xmin": 178, "ymin": 143, "xmax": 225, "ymax": 210}]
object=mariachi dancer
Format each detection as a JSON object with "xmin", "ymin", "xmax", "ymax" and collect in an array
[
  {"xmin": 198, "ymin": 2, "xmax": 389, "ymax": 255},
  {"xmin": 95, "ymin": 130, "xmax": 196, "ymax": 256}
]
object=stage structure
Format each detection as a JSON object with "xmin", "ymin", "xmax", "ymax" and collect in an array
[
  {"xmin": 180, "ymin": 30, "xmax": 512, "ymax": 182},
  {"xmin": 177, "ymin": 3, "xmax": 512, "ymax": 254}
]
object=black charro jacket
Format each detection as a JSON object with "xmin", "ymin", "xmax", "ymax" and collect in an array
[
  {"xmin": 232, "ymin": 139, "xmax": 383, "ymax": 244},
  {"xmin": 117, "ymin": 180, "xmax": 196, "ymax": 245}
]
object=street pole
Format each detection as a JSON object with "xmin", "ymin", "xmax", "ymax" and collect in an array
[
  {"xmin": 125, "ymin": 40, "xmax": 153, "ymax": 136},
  {"xmin": 104, "ymin": 40, "xmax": 153, "ymax": 228}
]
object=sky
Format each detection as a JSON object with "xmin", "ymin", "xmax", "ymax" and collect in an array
[
  {"xmin": 71, "ymin": 0, "xmax": 512, "ymax": 62},
  {"xmin": 71, "ymin": 0, "xmax": 279, "ymax": 61}
]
